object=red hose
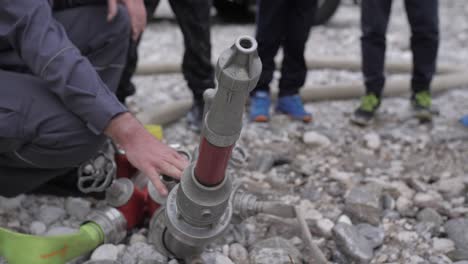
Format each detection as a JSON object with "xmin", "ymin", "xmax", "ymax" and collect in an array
[{"xmin": 194, "ymin": 138, "xmax": 233, "ymax": 186}]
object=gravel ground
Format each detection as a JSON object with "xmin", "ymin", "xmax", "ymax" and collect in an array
[{"xmin": 1, "ymin": 1, "xmax": 468, "ymax": 264}]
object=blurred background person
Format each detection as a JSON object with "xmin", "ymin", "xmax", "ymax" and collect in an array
[
  {"xmin": 249, "ymin": 0, "xmax": 318, "ymax": 123},
  {"xmin": 351, "ymin": 0, "xmax": 439, "ymax": 126},
  {"xmin": 118, "ymin": 0, "xmax": 214, "ymax": 132}
]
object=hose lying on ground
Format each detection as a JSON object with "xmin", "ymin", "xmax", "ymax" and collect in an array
[
  {"xmin": 0, "ymin": 223, "xmax": 103, "ymax": 264},
  {"xmin": 134, "ymin": 57, "xmax": 468, "ymax": 126}
]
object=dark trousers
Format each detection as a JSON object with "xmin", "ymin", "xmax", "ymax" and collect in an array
[
  {"xmin": 361, "ymin": 0, "xmax": 439, "ymax": 97},
  {"xmin": 0, "ymin": 6, "xmax": 130, "ymax": 197},
  {"xmin": 119, "ymin": 0, "xmax": 215, "ymax": 103},
  {"xmin": 253, "ymin": 0, "xmax": 317, "ymax": 97}
]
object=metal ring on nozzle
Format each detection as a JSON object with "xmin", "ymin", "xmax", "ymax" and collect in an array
[{"xmin": 235, "ymin": 36, "xmax": 258, "ymax": 54}]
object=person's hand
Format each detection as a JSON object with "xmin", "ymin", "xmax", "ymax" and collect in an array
[
  {"xmin": 105, "ymin": 113, "xmax": 189, "ymax": 196},
  {"xmin": 107, "ymin": 0, "xmax": 147, "ymax": 41}
]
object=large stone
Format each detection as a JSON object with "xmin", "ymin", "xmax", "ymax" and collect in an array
[
  {"xmin": 433, "ymin": 238, "xmax": 456, "ymax": 254},
  {"xmin": 250, "ymin": 237, "xmax": 301, "ymax": 264},
  {"xmin": 356, "ymin": 224, "xmax": 385, "ymax": 249},
  {"xmin": 417, "ymin": 208, "xmax": 443, "ymax": 228},
  {"xmin": 229, "ymin": 243, "xmax": 248, "ymax": 263},
  {"xmin": 91, "ymin": 244, "xmax": 119, "ymax": 261},
  {"xmin": 333, "ymin": 223, "xmax": 373, "ymax": 264},
  {"xmin": 436, "ymin": 178, "xmax": 466, "ymax": 199},
  {"xmin": 65, "ymin": 198, "xmax": 91, "ymax": 219},
  {"xmin": 413, "ymin": 192, "xmax": 444, "ymax": 210},
  {"xmin": 345, "ymin": 184, "xmax": 383, "ymax": 225},
  {"xmin": 444, "ymin": 218, "xmax": 468, "ymax": 261}
]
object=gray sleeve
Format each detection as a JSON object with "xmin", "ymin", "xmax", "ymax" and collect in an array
[{"xmin": 0, "ymin": 0, "xmax": 127, "ymax": 134}]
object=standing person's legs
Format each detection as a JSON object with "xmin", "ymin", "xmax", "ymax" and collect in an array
[
  {"xmin": 249, "ymin": 0, "xmax": 287, "ymax": 122},
  {"xmin": 351, "ymin": 0, "xmax": 393, "ymax": 126},
  {"xmin": 168, "ymin": 0, "xmax": 215, "ymax": 102},
  {"xmin": 404, "ymin": 0, "xmax": 439, "ymax": 95},
  {"xmin": 279, "ymin": 0, "xmax": 316, "ymax": 97},
  {"xmin": 168, "ymin": 0, "xmax": 214, "ymax": 130},
  {"xmin": 253, "ymin": 0, "xmax": 288, "ymax": 95},
  {"xmin": 361, "ymin": 0, "xmax": 393, "ymax": 98},
  {"xmin": 116, "ymin": 0, "xmax": 161, "ymax": 102},
  {"xmin": 0, "ymin": 6, "xmax": 131, "ymax": 197}
]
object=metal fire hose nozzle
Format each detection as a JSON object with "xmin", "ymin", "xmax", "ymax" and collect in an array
[
  {"xmin": 148, "ymin": 36, "xmax": 262, "ymax": 259},
  {"xmin": 84, "ymin": 207, "xmax": 127, "ymax": 244},
  {"xmin": 202, "ymin": 35, "xmax": 262, "ymax": 147}
]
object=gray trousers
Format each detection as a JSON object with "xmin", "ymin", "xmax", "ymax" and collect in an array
[{"xmin": 0, "ymin": 6, "xmax": 130, "ymax": 196}]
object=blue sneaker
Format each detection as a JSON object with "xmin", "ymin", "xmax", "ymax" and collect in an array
[
  {"xmin": 276, "ymin": 94, "xmax": 312, "ymax": 123},
  {"xmin": 460, "ymin": 115, "xmax": 468, "ymax": 127},
  {"xmin": 250, "ymin": 91, "xmax": 271, "ymax": 122}
]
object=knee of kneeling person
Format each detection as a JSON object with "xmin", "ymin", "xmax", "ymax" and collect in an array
[{"xmin": 18, "ymin": 130, "xmax": 108, "ymax": 169}]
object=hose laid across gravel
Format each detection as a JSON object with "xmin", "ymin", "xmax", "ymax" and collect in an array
[{"xmin": 135, "ymin": 58, "xmax": 468, "ymax": 126}]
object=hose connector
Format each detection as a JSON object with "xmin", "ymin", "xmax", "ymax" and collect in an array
[{"xmin": 85, "ymin": 207, "xmax": 127, "ymax": 244}]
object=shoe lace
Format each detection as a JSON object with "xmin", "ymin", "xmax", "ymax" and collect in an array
[
  {"xmin": 415, "ymin": 91, "xmax": 431, "ymax": 108},
  {"xmin": 360, "ymin": 94, "xmax": 379, "ymax": 112}
]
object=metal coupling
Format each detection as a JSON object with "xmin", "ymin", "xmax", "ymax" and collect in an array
[
  {"xmin": 85, "ymin": 207, "xmax": 127, "ymax": 244},
  {"xmin": 176, "ymin": 164, "xmax": 232, "ymax": 226},
  {"xmin": 105, "ymin": 178, "xmax": 134, "ymax": 208}
]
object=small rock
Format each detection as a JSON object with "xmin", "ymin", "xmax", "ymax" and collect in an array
[
  {"xmin": 65, "ymin": 198, "xmax": 91, "ymax": 219},
  {"xmin": 129, "ymin": 233, "xmax": 147, "ymax": 245},
  {"xmin": 417, "ymin": 208, "xmax": 443, "ymax": 228},
  {"xmin": 356, "ymin": 223, "xmax": 385, "ymax": 249},
  {"xmin": 397, "ymin": 231, "xmax": 419, "ymax": 244},
  {"xmin": 91, "ymin": 244, "xmax": 119, "ymax": 261},
  {"xmin": 0, "ymin": 195, "xmax": 25, "ymax": 210},
  {"xmin": 303, "ymin": 131, "xmax": 331, "ymax": 148},
  {"xmin": 364, "ymin": 132, "xmax": 381, "ymax": 150},
  {"xmin": 381, "ymin": 193, "xmax": 396, "ymax": 211},
  {"xmin": 121, "ymin": 242, "xmax": 166, "ymax": 264},
  {"xmin": 316, "ymin": 218, "xmax": 335, "ymax": 238},
  {"xmin": 345, "ymin": 184, "xmax": 383, "ymax": 225},
  {"xmin": 38, "ymin": 205, "xmax": 66, "ymax": 225},
  {"xmin": 45, "ymin": 226, "xmax": 77, "ymax": 236},
  {"xmin": 29, "ymin": 221, "xmax": 46, "ymax": 235},
  {"xmin": 338, "ymin": 215, "xmax": 353, "ymax": 225},
  {"xmin": 200, "ymin": 252, "xmax": 234, "ymax": 264},
  {"xmin": 396, "ymin": 196, "xmax": 415, "ymax": 216},
  {"xmin": 299, "ymin": 200, "xmax": 322, "ymax": 221},
  {"xmin": 250, "ymin": 237, "xmax": 301, "ymax": 264},
  {"xmin": 333, "ymin": 223, "xmax": 373, "ymax": 264},
  {"xmin": 229, "ymin": 243, "xmax": 248, "ymax": 263},
  {"xmin": 433, "ymin": 238, "xmax": 456, "ymax": 254}
]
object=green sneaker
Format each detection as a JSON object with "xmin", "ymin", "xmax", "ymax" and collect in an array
[
  {"xmin": 350, "ymin": 93, "xmax": 381, "ymax": 126},
  {"xmin": 411, "ymin": 91, "xmax": 433, "ymax": 122}
]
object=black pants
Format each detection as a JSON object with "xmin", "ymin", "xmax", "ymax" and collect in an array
[
  {"xmin": 253, "ymin": 0, "xmax": 317, "ymax": 97},
  {"xmin": 361, "ymin": 0, "xmax": 439, "ymax": 97},
  {"xmin": 0, "ymin": 6, "xmax": 130, "ymax": 197},
  {"xmin": 118, "ymin": 0, "xmax": 215, "ymax": 103}
]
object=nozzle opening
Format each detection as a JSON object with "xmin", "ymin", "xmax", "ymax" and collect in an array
[{"xmin": 236, "ymin": 36, "xmax": 257, "ymax": 53}]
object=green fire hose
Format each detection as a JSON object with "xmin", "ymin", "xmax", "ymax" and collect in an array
[{"xmin": 0, "ymin": 222, "xmax": 104, "ymax": 264}]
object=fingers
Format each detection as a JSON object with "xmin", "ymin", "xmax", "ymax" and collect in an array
[
  {"xmin": 158, "ymin": 161, "xmax": 183, "ymax": 180},
  {"xmin": 107, "ymin": 0, "xmax": 118, "ymax": 21},
  {"xmin": 146, "ymin": 168, "xmax": 168, "ymax": 196},
  {"xmin": 171, "ymin": 153, "xmax": 190, "ymax": 171}
]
